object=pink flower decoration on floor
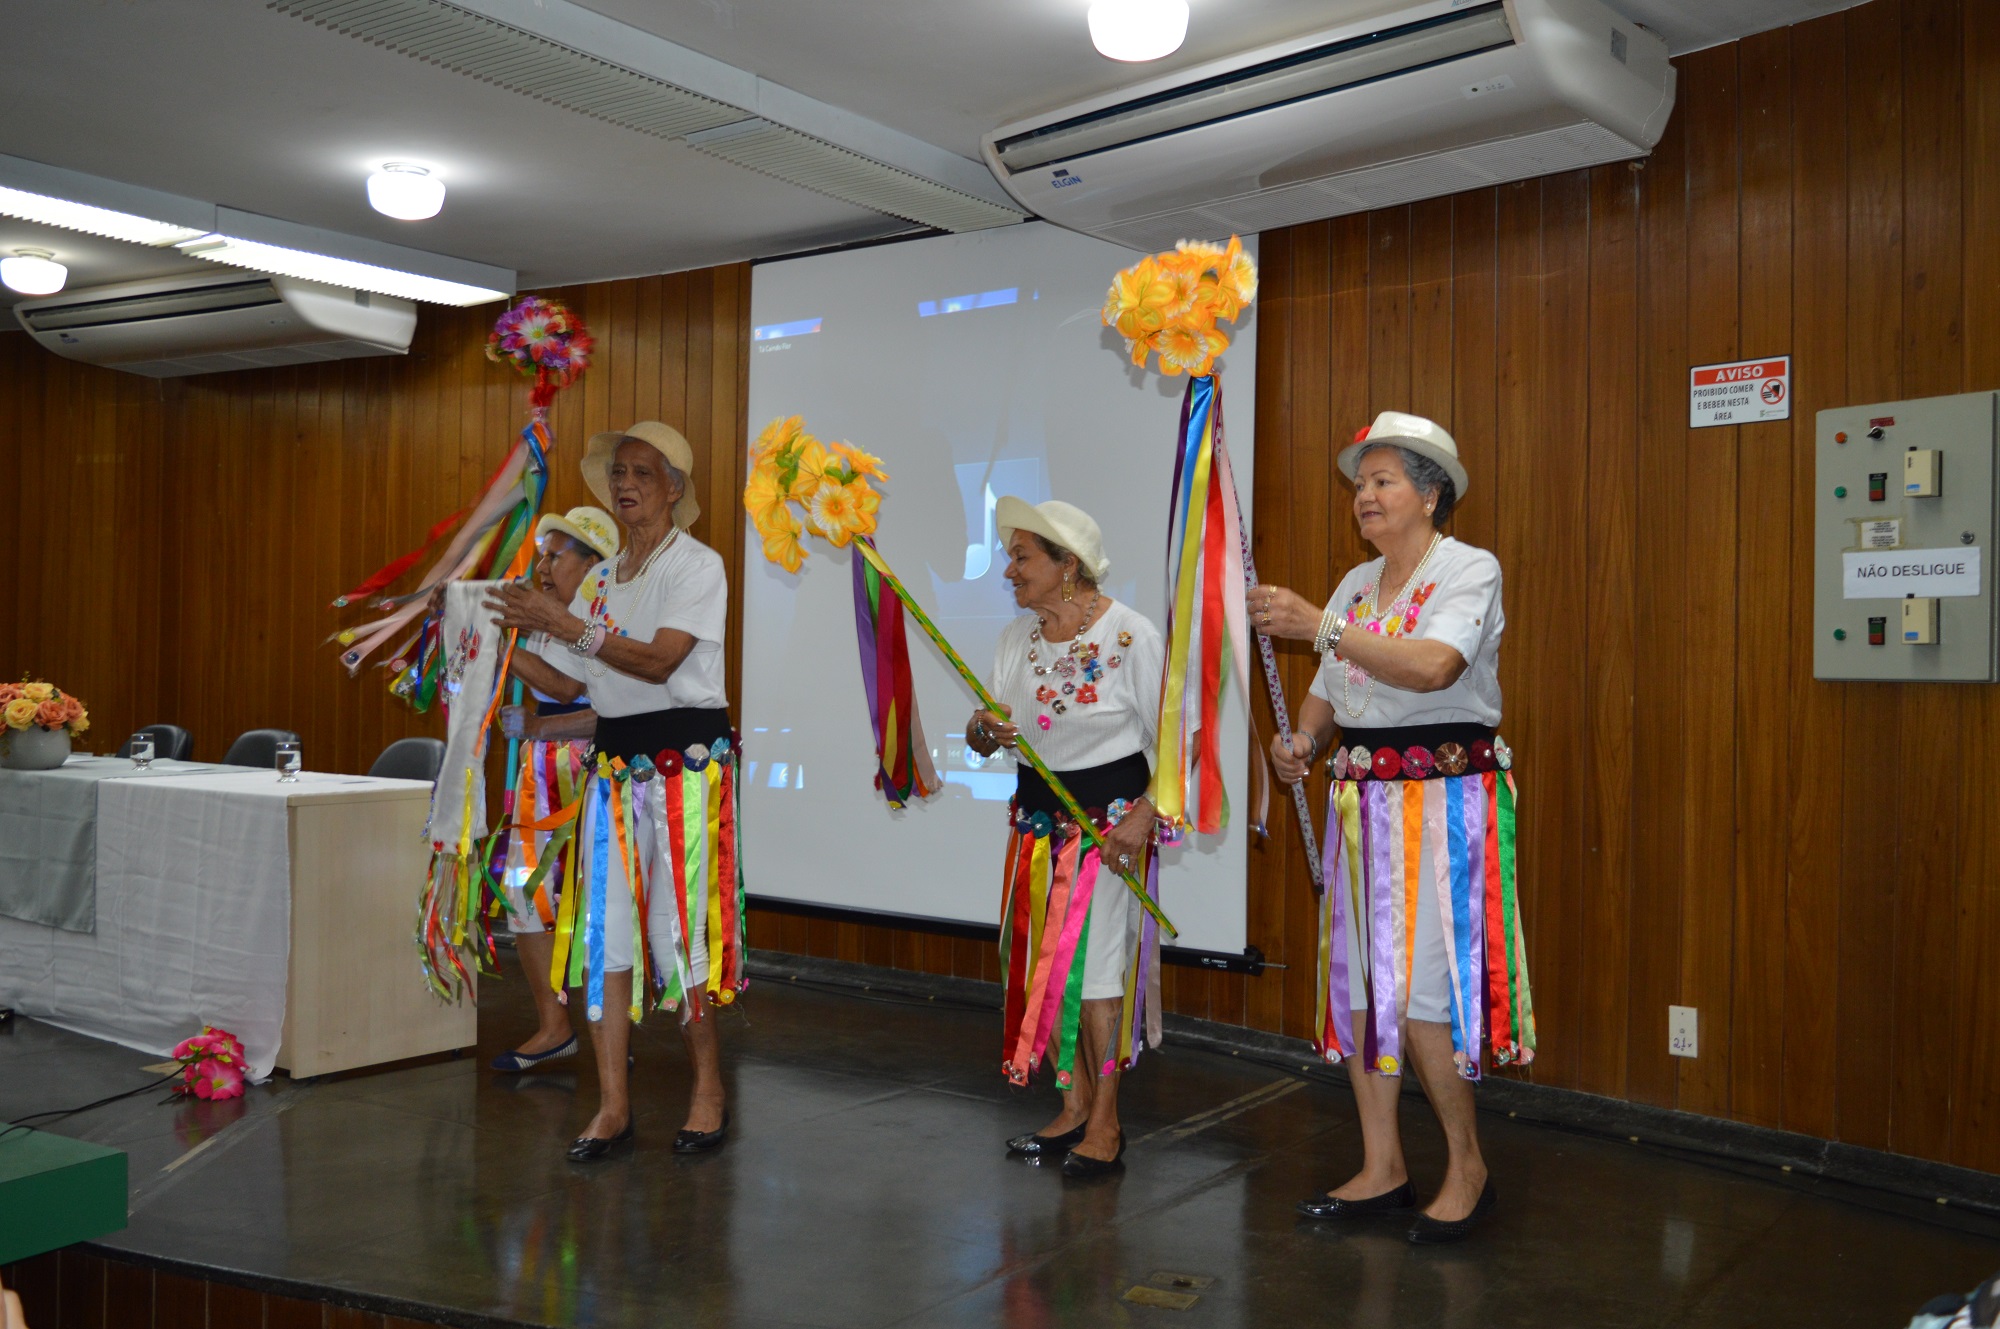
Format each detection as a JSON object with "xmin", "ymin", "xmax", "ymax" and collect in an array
[
  {"xmin": 1037, "ymin": 715, "xmax": 1052, "ymax": 730},
  {"xmin": 187, "ymin": 1057, "xmax": 245, "ymax": 1101}
]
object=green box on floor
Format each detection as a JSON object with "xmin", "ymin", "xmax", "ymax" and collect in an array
[{"xmin": 0, "ymin": 1130, "xmax": 126, "ymax": 1263}]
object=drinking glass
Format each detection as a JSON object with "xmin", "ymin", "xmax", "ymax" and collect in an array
[
  {"xmin": 129, "ymin": 733, "xmax": 154, "ymax": 771},
  {"xmin": 275, "ymin": 740, "xmax": 302, "ymax": 783}
]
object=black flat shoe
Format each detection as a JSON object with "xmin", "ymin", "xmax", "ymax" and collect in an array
[
  {"xmin": 1060, "ymin": 1133, "xmax": 1125, "ymax": 1180},
  {"xmin": 565, "ymin": 1120, "xmax": 634, "ymax": 1163},
  {"xmin": 1407, "ymin": 1179, "xmax": 1497, "ymax": 1244},
  {"xmin": 490, "ymin": 1035, "xmax": 579, "ymax": 1073},
  {"xmin": 1296, "ymin": 1181, "xmax": 1416, "ymax": 1220},
  {"xmin": 673, "ymin": 1108, "xmax": 730, "ymax": 1154},
  {"xmin": 1007, "ymin": 1124, "xmax": 1087, "ymax": 1158}
]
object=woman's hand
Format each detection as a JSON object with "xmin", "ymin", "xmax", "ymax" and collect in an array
[
  {"xmin": 1246, "ymin": 584, "xmax": 1324, "ymax": 642},
  {"xmin": 1270, "ymin": 730, "xmax": 1314, "ymax": 785},
  {"xmin": 969, "ymin": 704, "xmax": 1017, "ymax": 754},
  {"xmin": 486, "ymin": 582, "xmax": 577, "ymax": 641},
  {"xmin": 1101, "ymin": 797, "xmax": 1154, "ymax": 876}
]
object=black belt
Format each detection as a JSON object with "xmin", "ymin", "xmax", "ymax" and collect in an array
[
  {"xmin": 1334, "ymin": 722, "xmax": 1504, "ymax": 780},
  {"xmin": 1012, "ymin": 751, "xmax": 1151, "ymax": 819},
  {"xmin": 592, "ymin": 708, "xmax": 733, "ymax": 763}
]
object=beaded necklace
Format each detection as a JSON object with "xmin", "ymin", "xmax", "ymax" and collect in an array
[
  {"xmin": 1341, "ymin": 532, "xmax": 1444, "ymax": 719},
  {"xmin": 1027, "ymin": 591, "xmax": 1103, "ymax": 726},
  {"xmin": 584, "ymin": 526, "xmax": 679, "ymax": 678}
]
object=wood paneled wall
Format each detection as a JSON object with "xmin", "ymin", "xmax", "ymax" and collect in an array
[
  {"xmin": 4, "ymin": 0, "xmax": 1997, "ymax": 1174},
  {"xmin": 0, "ymin": 267, "xmax": 751, "ymax": 775}
]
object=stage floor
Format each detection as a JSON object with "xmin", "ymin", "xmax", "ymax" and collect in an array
[{"xmin": 4, "ymin": 958, "xmax": 1998, "ymax": 1328}]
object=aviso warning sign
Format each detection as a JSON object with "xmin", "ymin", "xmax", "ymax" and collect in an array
[{"xmin": 1690, "ymin": 356, "xmax": 1791, "ymax": 428}]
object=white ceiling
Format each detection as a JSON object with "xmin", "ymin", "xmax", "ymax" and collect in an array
[{"xmin": 0, "ymin": 0, "xmax": 1863, "ymax": 309}]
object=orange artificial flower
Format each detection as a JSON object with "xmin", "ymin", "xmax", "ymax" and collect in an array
[
  {"xmin": 761, "ymin": 508, "xmax": 807, "ymax": 574},
  {"xmin": 1157, "ymin": 321, "xmax": 1229, "ymax": 377},
  {"xmin": 35, "ymin": 699, "xmax": 66, "ymax": 729},
  {"xmin": 1103, "ymin": 257, "xmax": 1179, "ymax": 345},
  {"xmin": 744, "ymin": 463, "xmax": 785, "ymax": 533},
  {"xmin": 827, "ymin": 440, "xmax": 888, "ymax": 483}
]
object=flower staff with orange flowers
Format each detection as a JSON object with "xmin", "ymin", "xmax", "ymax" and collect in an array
[
  {"xmin": 1249, "ymin": 413, "xmax": 1534, "ymax": 1245},
  {"xmin": 487, "ymin": 421, "xmax": 744, "ymax": 1164}
]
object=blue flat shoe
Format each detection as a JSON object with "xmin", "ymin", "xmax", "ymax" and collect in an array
[{"xmin": 490, "ymin": 1035, "xmax": 578, "ymax": 1072}]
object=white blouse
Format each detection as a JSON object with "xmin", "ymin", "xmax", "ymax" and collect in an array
[
  {"xmin": 990, "ymin": 599, "xmax": 1164, "ymax": 773},
  {"xmin": 1307, "ymin": 536, "xmax": 1504, "ymax": 728},
  {"xmin": 544, "ymin": 533, "xmax": 729, "ymax": 718}
]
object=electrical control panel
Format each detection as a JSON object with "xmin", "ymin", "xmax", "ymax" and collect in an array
[{"xmin": 1816, "ymin": 392, "xmax": 1999, "ymax": 680}]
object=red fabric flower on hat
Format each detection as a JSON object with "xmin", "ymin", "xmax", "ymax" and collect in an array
[{"xmin": 1371, "ymin": 747, "xmax": 1403, "ymax": 780}]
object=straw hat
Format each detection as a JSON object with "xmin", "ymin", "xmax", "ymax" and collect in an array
[
  {"xmin": 534, "ymin": 505, "xmax": 620, "ymax": 562},
  {"xmin": 582, "ymin": 421, "xmax": 700, "ymax": 529},
  {"xmin": 996, "ymin": 496, "xmax": 1111, "ymax": 583},
  {"xmin": 1336, "ymin": 411, "xmax": 1471, "ymax": 500}
]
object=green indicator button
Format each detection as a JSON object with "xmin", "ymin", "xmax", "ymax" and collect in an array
[
  {"xmin": 1834, "ymin": 486, "xmax": 1848, "ymax": 499},
  {"xmin": 1834, "ymin": 628, "xmax": 1848, "ymax": 641}
]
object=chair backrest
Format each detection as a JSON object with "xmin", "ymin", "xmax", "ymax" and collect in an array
[
  {"xmin": 368, "ymin": 736, "xmax": 444, "ymax": 782},
  {"xmin": 222, "ymin": 728, "xmax": 300, "ymax": 769},
  {"xmin": 115, "ymin": 724, "xmax": 194, "ymax": 762}
]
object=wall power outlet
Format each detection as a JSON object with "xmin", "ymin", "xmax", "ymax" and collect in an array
[{"xmin": 1669, "ymin": 1005, "xmax": 1699, "ymax": 1058}]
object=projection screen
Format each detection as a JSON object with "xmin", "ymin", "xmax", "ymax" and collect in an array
[{"xmin": 740, "ymin": 221, "xmax": 1256, "ymax": 956}]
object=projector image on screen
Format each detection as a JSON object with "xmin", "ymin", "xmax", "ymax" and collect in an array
[{"xmin": 741, "ymin": 221, "xmax": 1256, "ymax": 956}]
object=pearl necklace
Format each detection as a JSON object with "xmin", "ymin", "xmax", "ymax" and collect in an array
[
  {"xmin": 1028, "ymin": 590, "xmax": 1102, "ymax": 677},
  {"xmin": 1342, "ymin": 532, "xmax": 1444, "ymax": 719},
  {"xmin": 618, "ymin": 526, "xmax": 680, "ymax": 585}
]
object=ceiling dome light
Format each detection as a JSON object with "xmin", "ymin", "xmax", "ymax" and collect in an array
[
  {"xmin": 366, "ymin": 163, "xmax": 445, "ymax": 221},
  {"xmin": 1, "ymin": 248, "xmax": 67, "ymax": 296},
  {"xmin": 1087, "ymin": 0, "xmax": 1189, "ymax": 62}
]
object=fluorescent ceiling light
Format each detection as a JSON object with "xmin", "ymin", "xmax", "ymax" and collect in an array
[
  {"xmin": 175, "ymin": 234, "xmax": 507, "ymax": 306},
  {"xmin": 367, "ymin": 163, "xmax": 446, "ymax": 221},
  {"xmin": 0, "ymin": 184, "xmax": 205, "ymax": 248},
  {"xmin": 1, "ymin": 248, "xmax": 67, "ymax": 295},
  {"xmin": 1087, "ymin": 0, "xmax": 1189, "ymax": 62}
]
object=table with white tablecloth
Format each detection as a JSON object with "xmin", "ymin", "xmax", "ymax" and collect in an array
[{"xmin": 0, "ymin": 765, "xmax": 476, "ymax": 1078}]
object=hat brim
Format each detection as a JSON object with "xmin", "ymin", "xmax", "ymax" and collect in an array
[
  {"xmin": 535, "ymin": 514, "xmax": 616, "ymax": 563},
  {"xmin": 995, "ymin": 496, "xmax": 1111, "ymax": 582},
  {"xmin": 583, "ymin": 429, "xmax": 702, "ymax": 530},
  {"xmin": 1336, "ymin": 435, "xmax": 1471, "ymax": 502}
]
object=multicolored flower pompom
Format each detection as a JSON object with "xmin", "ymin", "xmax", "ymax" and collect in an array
[
  {"xmin": 1102, "ymin": 236, "xmax": 1258, "ymax": 378},
  {"xmin": 486, "ymin": 296, "xmax": 594, "ymax": 407}
]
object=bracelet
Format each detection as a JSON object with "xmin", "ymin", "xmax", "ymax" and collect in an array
[
  {"xmin": 567, "ymin": 621, "xmax": 597, "ymax": 656},
  {"xmin": 584, "ymin": 623, "xmax": 608, "ymax": 657},
  {"xmin": 1303, "ymin": 732, "xmax": 1320, "ymax": 764},
  {"xmin": 1312, "ymin": 601, "xmax": 1344, "ymax": 655}
]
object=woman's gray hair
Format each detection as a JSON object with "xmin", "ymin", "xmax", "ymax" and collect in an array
[
  {"xmin": 1359, "ymin": 443, "xmax": 1457, "ymax": 529},
  {"xmin": 1030, "ymin": 533, "xmax": 1100, "ymax": 589}
]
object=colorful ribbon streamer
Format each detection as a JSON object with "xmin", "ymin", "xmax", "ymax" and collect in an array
[{"xmin": 851, "ymin": 539, "xmax": 940, "ymax": 807}]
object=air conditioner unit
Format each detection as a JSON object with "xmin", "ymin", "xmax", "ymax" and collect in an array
[
  {"xmin": 982, "ymin": 0, "xmax": 1675, "ymax": 252},
  {"xmin": 10, "ymin": 271, "xmax": 418, "ymax": 378}
]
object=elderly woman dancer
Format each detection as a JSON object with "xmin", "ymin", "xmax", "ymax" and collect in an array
[
  {"xmin": 490, "ymin": 421, "xmax": 745, "ymax": 1163},
  {"xmin": 488, "ymin": 505, "xmax": 618, "ymax": 1073},
  {"xmin": 967, "ymin": 498, "xmax": 1165, "ymax": 1180},
  {"xmin": 1251, "ymin": 412, "xmax": 1534, "ymax": 1244}
]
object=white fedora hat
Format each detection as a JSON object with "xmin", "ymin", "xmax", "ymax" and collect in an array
[
  {"xmin": 996, "ymin": 496, "xmax": 1111, "ymax": 583},
  {"xmin": 1336, "ymin": 411, "xmax": 1470, "ymax": 500},
  {"xmin": 582, "ymin": 421, "xmax": 701, "ymax": 530},
  {"xmin": 535, "ymin": 505, "xmax": 620, "ymax": 562}
]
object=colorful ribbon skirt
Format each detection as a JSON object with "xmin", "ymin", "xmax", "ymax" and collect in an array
[
  {"xmin": 1315, "ymin": 727, "xmax": 1534, "ymax": 1081},
  {"xmin": 998, "ymin": 756, "xmax": 1162, "ymax": 1088},
  {"xmin": 501, "ymin": 738, "xmax": 589, "ymax": 934},
  {"xmin": 546, "ymin": 713, "xmax": 746, "ymax": 1025}
]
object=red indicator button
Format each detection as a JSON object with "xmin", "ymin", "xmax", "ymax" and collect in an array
[{"xmin": 1868, "ymin": 616, "xmax": 1887, "ymax": 646}]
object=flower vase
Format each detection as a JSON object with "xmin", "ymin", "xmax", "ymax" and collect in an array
[{"xmin": 3, "ymin": 725, "xmax": 73, "ymax": 770}]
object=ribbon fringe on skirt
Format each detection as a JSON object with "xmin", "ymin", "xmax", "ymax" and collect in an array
[
  {"xmin": 524, "ymin": 741, "xmax": 747, "ymax": 1024},
  {"xmin": 1315, "ymin": 769, "xmax": 1535, "ymax": 1081},
  {"xmin": 998, "ymin": 810, "xmax": 1162, "ymax": 1088}
]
